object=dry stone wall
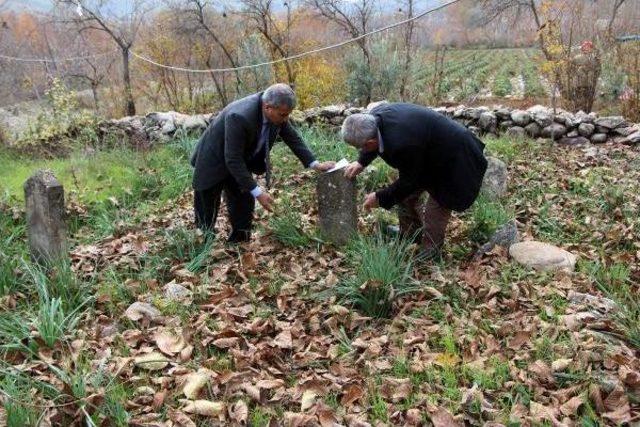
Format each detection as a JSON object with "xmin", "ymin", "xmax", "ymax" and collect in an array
[{"xmin": 98, "ymin": 103, "xmax": 640, "ymax": 148}]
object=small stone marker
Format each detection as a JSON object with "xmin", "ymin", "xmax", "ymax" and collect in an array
[
  {"xmin": 24, "ymin": 170, "xmax": 67, "ymax": 264},
  {"xmin": 481, "ymin": 156, "xmax": 508, "ymax": 199},
  {"xmin": 317, "ymin": 168, "xmax": 357, "ymax": 244}
]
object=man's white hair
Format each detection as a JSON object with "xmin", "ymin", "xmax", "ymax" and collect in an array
[
  {"xmin": 263, "ymin": 83, "xmax": 296, "ymax": 109},
  {"xmin": 341, "ymin": 113, "xmax": 378, "ymax": 148}
]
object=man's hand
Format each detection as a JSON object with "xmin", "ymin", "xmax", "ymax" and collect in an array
[
  {"xmin": 257, "ymin": 192, "xmax": 274, "ymax": 212},
  {"xmin": 363, "ymin": 192, "xmax": 379, "ymax": 211},
  {"xmin": 344, "ymin": 161, "xmax": 364, "ymax": 179},
  {"xmin": 312, "ymin": 161, "xmax": 336, "ymax": 172}
]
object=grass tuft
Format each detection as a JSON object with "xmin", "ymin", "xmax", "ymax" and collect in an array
[{"xmin": 336, "ymin": 233, "xmax": 417, "ymax": 318}]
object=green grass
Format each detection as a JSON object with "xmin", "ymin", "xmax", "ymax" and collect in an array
[
  {"xmin": 467, "ymin": 194, "xmax": 512, "ymax": 243},
  {"xmin": 269, "ymin": 204, "xmax": 312, "ymax": 248},
  {"xmin": 580, "ymin": 260, "xmax": 639, "ymax": 350},
  {"xmin": 336, "ymin": 232, "xmax": 418, "ymax": 318},
  {"xmin": 1, "ymin": 374, "xmax": 40, "ymax": 427}
]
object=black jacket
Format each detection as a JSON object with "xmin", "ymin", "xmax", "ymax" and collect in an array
[
  {"xmin": 358, "ymin": 103, "xmax": 487, "ymax": 212},
  {"xmin": 190, "ymin": 92, "xmax": 316, "ymax": 192}
]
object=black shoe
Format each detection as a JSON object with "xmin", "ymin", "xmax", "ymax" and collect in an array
[
  {"xmin": 416, "ymin": 246, "xmax": 442, "ymax": 262},
  {"xmin": 227, "ymin": 229, "xmax": 251, "ymax": 244}
]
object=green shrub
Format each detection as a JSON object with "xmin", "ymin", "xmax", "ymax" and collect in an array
[
  {"xmin": 336, "ymin": 233, "xmax": 417, "ymax": 318},
  {"xmin": 17, "ymin": 78, "xmax": 99, "ymax": 154}
]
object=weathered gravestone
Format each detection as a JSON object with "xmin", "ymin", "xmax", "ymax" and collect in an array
[
  {"xmin": 317, "ymin": 169, "xmax": 357, "ymax": 244},
  {"xmin": 24, "ymin": 170, "xmax": 67, "ymax": 264}
]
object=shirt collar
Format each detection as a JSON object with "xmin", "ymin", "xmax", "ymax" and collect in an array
[{"xmin": 377, "ymin": 129, "xmax": 384, "ymax": 153}]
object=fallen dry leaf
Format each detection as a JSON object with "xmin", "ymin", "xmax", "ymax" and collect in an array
[
  {"xmin": 125, "ymin": 302, "xmax": 161, "ymax": 322},
  {"xmin": 430, "ymin": 406, "xmax": 460, "ymax": 427},
  {"xmin": 183, "ymin": 400, "xmax": 225, "ymax": 417},
  {"xmin": 183, "ymin": 370, "xmax": 210, "ymax": 399},
  {"xmin": 340, "ymin": 384, "xmax": 364, "ymax": 406},
  {"xmin": 134, "ymin": 352, "xmax": 169, "ymax": 371},
  {"xmin": 301, "ymin": 389, "xmax": 317, "ymax": 411},
  {"xmin": 229, "ymin": 400, "xmax": 249, "ymax": 425},
  {"xmin": 154, "ymin": 329, "xmax": 186, "ymax": 356}
]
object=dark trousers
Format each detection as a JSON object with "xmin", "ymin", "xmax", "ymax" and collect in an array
[
  {"xmin": 194, "ymin": 177, "xmax": 255, "ymax": 242},
  {"xmin": 398, "ymin": 192, "xmax": 452, "ymax": 251}
]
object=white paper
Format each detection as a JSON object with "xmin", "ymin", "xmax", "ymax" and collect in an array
[{"xmin": 326, "ymin": 158, "xmax": 349, "ymax": 173}]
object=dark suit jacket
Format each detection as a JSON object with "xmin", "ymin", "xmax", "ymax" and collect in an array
[
  {"xmin": 358, "ymin": 103, "xmax": 487, "ymax": 212},
  {"xmin": 190, "ymin": 92, "xmax": 316, "ymax": 192}
]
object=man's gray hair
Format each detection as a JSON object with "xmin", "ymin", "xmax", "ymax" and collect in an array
[
  {"xmin": 263, "ymin": 83, "xmax": 296, "ymax": 109},
  {"xmin": 341, "ymin": 113, "xmax": 378, "ymax": 147}
]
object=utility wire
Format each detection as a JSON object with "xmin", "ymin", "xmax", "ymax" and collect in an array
[{"xmin": 130, "ymin": 0, "xmax": 464, "ymax": 74}]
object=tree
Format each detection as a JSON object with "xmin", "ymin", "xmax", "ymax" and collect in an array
[
  {"xmin": 241, "ymin": 0, "xmax": 296, "ymax": 84},
  {"xmin": 56, "ymin": 0, "xmax": 151, "ymax": 116},
  {"xmin": 395, "ymin": 0, "xmax": 415, "ymax": 100},
  {"xmin": 63, "ymin": 31, "xmax": 116, "ymax": 110},
  {"xmin": 171, "ymin": 0, "xmax": 244, "ymax": 106},
  {"xmin": 479, "ymin": 0, "xmax": 629, "ymax": 112},
  {"xmin": 306, "ymin": 0, "xmax": 377, "ymax": 104}
]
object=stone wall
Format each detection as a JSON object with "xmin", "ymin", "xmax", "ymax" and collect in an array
[{"xmin": 98, "ymin": 102, "xmax": 640, "ymax": 147}]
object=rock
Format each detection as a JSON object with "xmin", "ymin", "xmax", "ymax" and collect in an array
[
  {"xmin": 467, "ymin": 106, "xmax": 489, "ymax": 120},
  {"xmin": 329, "ymin": 116, "xmax": 345, "ymax": 126},
  {"xmin": 344, "ymin": 107, "xmax": 363, "ymax": 116},
  {"xmin": 557, "ymin": 136, "xmax": 590, "ymax": 146},
  {"xmin": 511, "ymin": 110, "xmax": 532, "ymax": 127},
  {"xmin": 578, "ymin": 123, "xmax": 595, "ymax": 137},
  {"xmin": 495, "ymin": 107, "xmax": 512, "ymax": 121},
  {"xmin": 164, "ymin": 282, "xmax": 192, "ymax": 301},
  {"xmin": 479, "ymin": 112, "xmax": 498, "ymax": 133},
  {"xmin": 24, "ymin": 170, "xmax": 67, "ymax": 264},
  {"xmin": 594, "ymin": 116, "xmax": 627, "ymax": 129},
  {"xmin": 509, "ymin": 241, "xmax": 577, "ymax": 272},
  {"xmin": 481, "ymin": 156, "xmax": 508, "ymax": 199},
  {"xmin": 125, "ymin": 302, "xmax": 161, "ymax": 322},
  {"xmin": 453, "ymin": 105, "xmax": 466, "ymax": 119},
  {"xmin": 591, "ymin": 133, "xmax": 608, "ymax": 144},
  {"xmin": 179, "ymin": 115, "xmax": 207, "ymax": 132},
  {"xmin": 554, "ymin": 112, "xmax": 576, "ymax": 128},
  {"xmin": 506, "ymin": 126, "xmax": 526, "ymax": 139},
  {"xmin": 524, "ymin": 122, "xmax": 542, "ymax": 138},
  {"xmin": 160, "ymin": 120, "xmax": 176, "ymax": 135},
  {"xmin": 528, "ymin": 105, "xmax": 553, "ymax": 127},
  {"xmin": 499, "ymin": 120, "xmax": 514, "ymax": 132},
  {"xmin": 574, "ymin": 110, "xmax": 594, "ymax": 124},
  {"xmin": 541, "ymin": 123, "xmax": 567, "ymax": 140},
  {"xmin": 146, "ymin": 111, "xmax": 176, "ymax": 125},
  {"xmin": 566, "ymin": 130, "xmax": 579, "ymax": 138},
  {"xmin": 614, "ymin": 126, "xmax": 638, "ymax": 137},
  {"xmin": 626, "ymin": 130, "xmax": 640, "ymax": 145},
  {"xmin": 468, "ymin": 126, "xmax": 481, "ymax": 136},
  {"xmin": 474, "ymin": 219, "xmax": 519, "ymax": 259},
  {"xmin": 317, "ymin": 168, "xmax": 358, "ymax": 245},
  {"xmin": 318, "ymin": 105, "xmax": 345, "ymax": 118}
]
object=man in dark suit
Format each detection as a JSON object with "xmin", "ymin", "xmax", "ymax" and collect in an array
[
  {"xmin": 190, "ymin": 84, "xmax": 335, "ymax": 242},
  {"xmin": 341, "ymin": 102, "xmax": 488, "ymax": 258}
]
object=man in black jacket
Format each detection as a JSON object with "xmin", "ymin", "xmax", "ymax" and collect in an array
[
  {"xmin": 341, "ymin": 102, "xmax": 488, "ymax": 257},
  {"xmin": 190, "ymin": 84, "xmax": 334, "ymax": 242}
]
